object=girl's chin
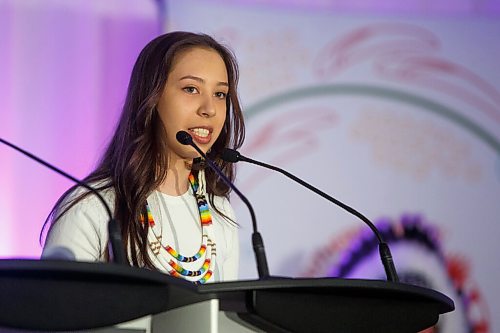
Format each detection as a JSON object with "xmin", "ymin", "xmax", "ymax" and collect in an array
[
  {"xmin": 168, "ymin": 143, "xmax": 212, "ymax": 163},
  {"xmin": 182, "ymin": 150, "xmax": 207, "ymax": 161}
]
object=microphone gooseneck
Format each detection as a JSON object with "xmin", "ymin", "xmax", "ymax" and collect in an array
[
  {"xmin": 221, "ymin": 147, "xmax": 399, "ymax": 283},
  {"xmin": 0, "ymin": 137, "xmax": 127, "ymax": 265},
  {"xmin": 176, "ymin": 131, "xmax": 270, "ymax": 279}
]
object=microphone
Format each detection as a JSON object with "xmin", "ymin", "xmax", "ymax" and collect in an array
[
  {"xmin": 221, "ymin": 148, "xmax": 399, "ymax": 283},
  {"xmin": 0, "ymin": 137, "xmax": 127, "ymax": 265},
  {"xmin": 176, "ymin": 131, "xmax": 270, "ymax": 279}
]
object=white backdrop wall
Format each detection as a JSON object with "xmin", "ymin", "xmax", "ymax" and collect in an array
[{"xmin": 165, "ymin": 1, "xmax": 500, "ymax": 332}]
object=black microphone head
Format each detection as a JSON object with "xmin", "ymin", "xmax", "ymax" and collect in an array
[
  {"xmin": 221, "ymin": 148, "xmax": 241, "ymax": 163},
  {"xmin": 176, "ymin": 131, "xmax": 193, "ymax": 145}
]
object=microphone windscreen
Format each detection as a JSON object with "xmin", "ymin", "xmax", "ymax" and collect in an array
[
  {"xmin": 176, "ymin": 131, "xmax": 193, "ymax": 145},
  {"xmin": 220, "ymin": 148, "xmax": 241, "ymax": 163}
]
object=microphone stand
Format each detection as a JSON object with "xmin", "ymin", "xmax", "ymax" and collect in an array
[
  {"xmin": 176, "ymin": 131, "xmax": 270, "ymax": 279},
  {"xmin": 222, "ymin": 148, "xmax": 399, "ymax": 282},
  {"xmin": 0, "ymin": 137, "xmax": 127, "ymax": 265}
]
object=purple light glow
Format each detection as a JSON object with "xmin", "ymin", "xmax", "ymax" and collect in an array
[{"xmin": 0, "ymin": 0, "xmax": 159, "ymax": 258}]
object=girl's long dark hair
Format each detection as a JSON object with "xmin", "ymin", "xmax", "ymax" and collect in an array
[{"xmin": 42, "ymin": 32, "xmax": 245, "ymax": 268}]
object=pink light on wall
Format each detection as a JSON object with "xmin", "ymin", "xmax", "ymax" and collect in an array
[{"xmin": 0, "ymin": 0, "xmax": 159, "ymax": 258}]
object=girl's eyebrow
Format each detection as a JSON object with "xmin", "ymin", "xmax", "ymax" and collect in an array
[{"xmin": 179, "ymin": 75, "xmax": 229, "ymax": 87}]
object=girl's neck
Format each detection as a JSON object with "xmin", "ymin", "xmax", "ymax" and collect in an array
[{"xmin": 157, "ymin": 157, "xmax": 192, "ymax": 196}]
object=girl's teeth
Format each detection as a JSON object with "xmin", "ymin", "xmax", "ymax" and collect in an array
[{"xmin": 191, "ymin": 128, "xmax": 209, "ymax": 138}]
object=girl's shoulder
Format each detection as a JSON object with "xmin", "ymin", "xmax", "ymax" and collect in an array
[{"xmin": 56, "ymin": 180, "xmax": 116, "ymax": 219}]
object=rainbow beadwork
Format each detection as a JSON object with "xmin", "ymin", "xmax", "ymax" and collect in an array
[
  {"xmin": 140, "ymin": 171, "xmax": 216, "ymax": 284},
  {"xmin": 189, "ymin": 172, "xmax": 212, "ymax": 226}
]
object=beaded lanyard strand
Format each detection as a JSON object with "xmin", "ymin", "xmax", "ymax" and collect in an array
[{"xmin": 140, "ymin": 170, "xmax": 216, "ymax": 284}]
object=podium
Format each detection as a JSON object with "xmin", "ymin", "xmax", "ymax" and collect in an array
[{"xmin": 0, "ymin": 260, "xmax": 454, "ymax": 332}]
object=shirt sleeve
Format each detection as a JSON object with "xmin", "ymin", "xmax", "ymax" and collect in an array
[{"xmin": 42, "ymin": 193, "xmax": 110, "ymax": 262}]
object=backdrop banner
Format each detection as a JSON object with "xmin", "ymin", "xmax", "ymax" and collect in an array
[{"xmin": 165, "ymin": 1, "xmax": 500, "ymax": 332}]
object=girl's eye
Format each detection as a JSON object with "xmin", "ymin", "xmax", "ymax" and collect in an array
[
  {"xmin": 183, "ymin": 86, "xmax": 198, "ymax": 94},
  {"xmin": 215, "ymin": 92, "xmax": 227, "ymax": 99}
]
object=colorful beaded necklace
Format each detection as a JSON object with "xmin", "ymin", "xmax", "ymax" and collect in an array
[{"xmin": 140, "ymin": 170, "xmax": 216, "ymax": 284}]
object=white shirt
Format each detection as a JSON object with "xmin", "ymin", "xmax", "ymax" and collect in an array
[{"xmin": 42, "ymin": 186, "xmax": 239, "ymax": 282}]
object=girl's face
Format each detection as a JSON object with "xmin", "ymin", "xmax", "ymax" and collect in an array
[{"xmin": 157, "ymin": 47, "xmax": 229, "ymax": 163}]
